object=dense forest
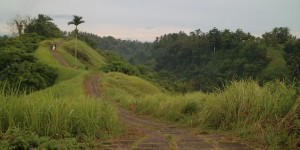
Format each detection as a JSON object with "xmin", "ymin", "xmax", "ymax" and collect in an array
[{"xmin": 78, "ymin": 27, "xmax": 299, "ymax": 92}]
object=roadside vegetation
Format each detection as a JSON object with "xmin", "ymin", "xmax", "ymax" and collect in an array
[
  {"xmin": 102, "ymin": 72, "xmax": 299, "ymax": 149},
  {"xmin": 0, "ymin": 73, "xmax": 120, "ymax": 149}
]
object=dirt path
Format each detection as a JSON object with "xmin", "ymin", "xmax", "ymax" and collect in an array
[
  {"xmin": 84, "ymin": 76, "xmax": 260, "ymax": 150},
  {"xmin": 50, "ymin": 41, "xmax": 71, "ymax": 67}
]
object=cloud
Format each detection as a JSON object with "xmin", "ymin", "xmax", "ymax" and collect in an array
[
  {"xmin": 146, "ymin": 26, "xmax": 155, "ymax": 30},
  {"xmin": 51, "ymin": 14, "xmax": 72, "ymax": 20}
]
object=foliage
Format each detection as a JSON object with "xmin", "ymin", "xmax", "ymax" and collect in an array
[
  {"xmin": 0, "ymin": 33, "xmax": 43, "ymax": 53},
  {"xmin": 150, "ymin": 28, "xmax": 269, "ymax": 91},
  {"xmin": 76, "ymin": 32, "xmax": 153, "ymax": 62},
  {"xmin": 262, "ymin": 27, "xmax": 292, "ymax": 46},
  {"xmin": 100, "ymin": 52, "xmax": 140, "ymax": 76},
  {"xmin": 284, "ymin": 39, "xmax": 300, "ymax": 79},
  {"xmin": 24, "ymin": 14, "xmax": 62, "ymax": 38},
  {"xmin": 0, "ymin": 35, "xmax": 57, "ymax": 93},
  {"xmin": 68, "ymin": 15, "xmax": 85, "ymax": 32},
  {"xmin": 0, "ymin": 128, "xmax": 89, "ymax": 149}
]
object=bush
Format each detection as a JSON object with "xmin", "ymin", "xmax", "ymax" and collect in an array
[
  {"xmin": 0, "ymin": 128, "xmax": 89, "ymax": 149},
  {"xmin": 0, "ymin": 37, "xmax": 58, "ymax": 93},
  {"xmin": 0, "ymin": 61, "xmax": 57, "ymax": 93},
  {"xmin": 100, "ymin": 52, "xmax": 140, "ymax": 76}
]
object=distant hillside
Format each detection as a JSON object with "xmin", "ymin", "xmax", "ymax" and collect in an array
[
  {"xmin": 77, "ymin": 32, "xmax": 152, "ymax": 63},
  {"xmin": 260, "ymin": 46, "xmax": 289, "ymax": 80},
  {"xmin": 72, "ymin": 27, "xmax": 298, "ymax": 92}
]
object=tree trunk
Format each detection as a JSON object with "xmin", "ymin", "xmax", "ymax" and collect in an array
[{"xmin": 75, "ymin": 26, "xmax": 78, "ymax": 62}]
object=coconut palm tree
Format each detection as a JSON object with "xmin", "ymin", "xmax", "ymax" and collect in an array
[{"xmin": 68, "ymin": 15, "xmax": 85, "ymax": 61}]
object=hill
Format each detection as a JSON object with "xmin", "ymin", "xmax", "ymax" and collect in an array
[{"xmin": 260, "ymin": 46, "xmax": 289, "ymax": 80}]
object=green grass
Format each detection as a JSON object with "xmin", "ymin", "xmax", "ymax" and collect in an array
[
  {"xmin": 0, "ymin": 67, "xmax": 119, "ymax": 149},
  {"xmin": 101, "ymin": 72, "xmax": 162, "ymax": 107},
  {"xmin": 61, "ymin": 39, "xmax": 106, "ymax": 69},
  {"xmin": 0, "ymin": 72, "xmax": 120, "ymax": 149},
  {"xmin": 0, "ymin": 39, "xmax": 121, "ymax": 149},
  {"xmin": 34, "ymin": 40, "xmax": 60, "ymax": 68}
]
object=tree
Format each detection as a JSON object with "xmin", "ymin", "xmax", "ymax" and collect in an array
[
  {"xmin": 0, "ymin": 35, "xmax": 57, "ymax": 93},
  {"xmin": 208, "ymin": 27, "xmax": 221, "ymax": 52},
  {"xmin": 68, "ymin": 15, "xmax": 85, "ymax": 61},
  {"xmin": 262, "ymin": 27, "xmax": 291, "ymax": 46},
  {"xmin": 284, "ymin": 39, "xmax": 300, "ymax": 79},
  {"xmin": 7, "ymin": 15, "xmax": 31, "ymax": 37},
  {"xmin": 24, "ymin": 14, "xmax": 62, "ymax": 38}
]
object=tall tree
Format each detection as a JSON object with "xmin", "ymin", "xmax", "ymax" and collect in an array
[
  {"xmin": 262, "ymin": 27, "xmax": 292, "ymax": 46},
  {"xmin": 68, "ymin": 15, "xmax": 85, "ymax": 61},
  {"xmin": 7, "ymin": 15, "xmax": 31, "ymax": 37},
  {"xmin": 24, "ymin": 14, "xmax": 62, "ymax": 38}
]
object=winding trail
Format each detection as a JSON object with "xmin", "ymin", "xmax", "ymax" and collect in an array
[{"xmin": 49, "ymin": 42, "xmax": 260, "ymax": 149}]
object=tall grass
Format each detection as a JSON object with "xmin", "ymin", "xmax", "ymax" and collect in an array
[
  {"xmin": 0, "ymin": 93, "xmax": 119, "ymax": 139},
  {"xmin": 102, "ymin": 75, "xmax": 300, "ymax": 149}
]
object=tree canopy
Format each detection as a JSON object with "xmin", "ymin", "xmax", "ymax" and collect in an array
[{"xmin": 24, "ymin": 14, "xmax": 62, "ymax": 38}]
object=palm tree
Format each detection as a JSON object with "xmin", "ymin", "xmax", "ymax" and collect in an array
[{"xmin": 68, "ymin": 15, "xmax": 85, "ymax": 61}]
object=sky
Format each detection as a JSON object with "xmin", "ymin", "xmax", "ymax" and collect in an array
[{"xmin": 0, "ymin": 0, "xmax": 299, "ymax": 41}]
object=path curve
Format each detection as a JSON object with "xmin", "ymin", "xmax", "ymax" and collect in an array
[{"xmin": 84, "ymin": 76, "xmax": 260, "ymax": 150}]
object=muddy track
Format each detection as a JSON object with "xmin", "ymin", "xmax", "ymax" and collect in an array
[
  {"xmin": 84, "ymin": 75, "xmax": 101, "ymax": 98},
  {"xmin": 84, "ymin": 76, "xmax": 260, "ymax": 150}
]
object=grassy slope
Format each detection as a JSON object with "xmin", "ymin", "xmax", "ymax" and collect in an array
[
  {"xmin": 260, "ymin": 46, "xmax": 289, "ymax": 79},
  {"xmin": 101, "ymin": 72, "xmax": 163, "ymax": 107},
  {"xmin": 60, "ymin": 39, "xmax": 106, "ymax": 69},
  {"xmin": 0, "ymin": 39, "xmax": 121, "ymax": 149}
]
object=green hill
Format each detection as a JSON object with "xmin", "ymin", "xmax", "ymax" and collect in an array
[
  {"xmin": 0, "ymin": 38, "xmax": 120, "ymax": 149},
  {"xmin": 260, "ymin": 46, "xmax": 289, "ymax": 79}
]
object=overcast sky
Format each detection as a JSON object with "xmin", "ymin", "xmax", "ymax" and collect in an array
[{"xmin": 0, "ymin": 0, "xmax": 299, "ymax": 41}]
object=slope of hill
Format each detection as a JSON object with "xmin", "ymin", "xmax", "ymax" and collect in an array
[
  {"xmin": 0, "ymin": 39, "xmax": 120, "ymax": 149},
  {"xmin": 260, "ymin": 46, "xmax": 289, "ymax": 80}
]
